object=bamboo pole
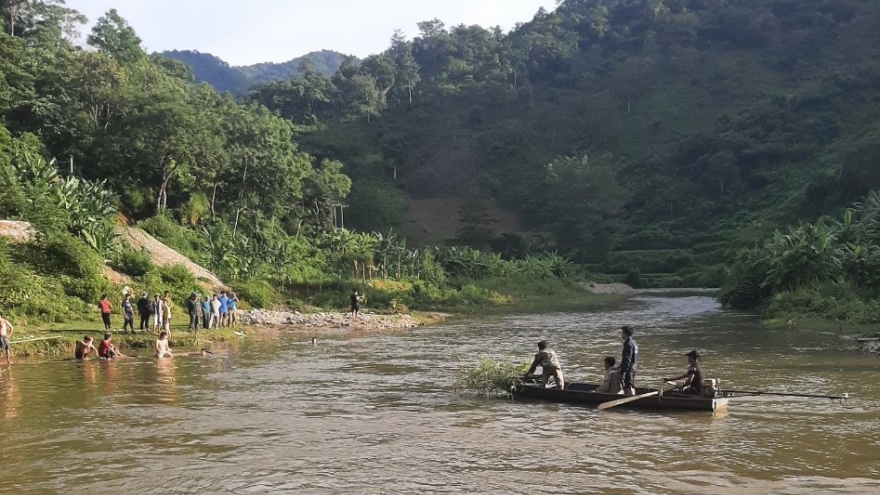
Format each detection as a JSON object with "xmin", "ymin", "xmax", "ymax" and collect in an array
[{"xmin": 9, "ymin": 336, "xmax": 65, "ymax": 344}]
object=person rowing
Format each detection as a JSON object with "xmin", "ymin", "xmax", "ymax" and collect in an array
[
  {"xmin": 524, "ymin": 340, "xmax": 565, "ymax": 390},
  {"xmin": 664, "ymin": 350, "xmax": 703, "ymax": 395}
]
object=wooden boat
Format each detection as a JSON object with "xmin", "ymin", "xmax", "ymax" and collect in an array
[{"xmin": 513, "ymin": 381, "xmax": 728, "ymax": 413}]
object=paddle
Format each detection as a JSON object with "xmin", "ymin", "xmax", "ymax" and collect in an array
[
  {"xmin": 597, "ymin": 383, "xmax": 681, "ymax": 411},
  {"xmin": 723, "ymin": 390, "xmax": 849, "ymax": 401},
  {"xmin": 597, "ymin": 390, "xmax": 660, "ymax": 410}
]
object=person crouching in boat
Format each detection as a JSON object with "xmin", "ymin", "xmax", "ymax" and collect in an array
[
  {"xmin": 593, "ymin": 356, "xmax": 623, "ymax": 394},
  {"xmin": 524, "ymin": 340, "xmax": 565, "ymax": 390},
  {"xmin": 663, "ymin": 350, "xmax": 703, "ymax": 395}
]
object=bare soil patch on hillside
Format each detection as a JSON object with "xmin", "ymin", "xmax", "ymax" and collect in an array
[{"xmin": 404, "ymin": 197, "xmax": 528, "ymax": 247}]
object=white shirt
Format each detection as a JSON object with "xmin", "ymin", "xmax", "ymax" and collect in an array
[
  {"xmin": 211, "ymin": 300, "xmax": 221, "ymax": 314},
  {"xmin": 595, "ymin": 367, "xmax": 623, "ymax": 394}
]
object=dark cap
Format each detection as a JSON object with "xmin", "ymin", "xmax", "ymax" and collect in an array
[
  {"xmin": 537, "ymin": 340, "xmax": 550, "ymax": 350},
  {"xmin": 686, "ymin": 349, "xmax": 701, "ymax": 359}
]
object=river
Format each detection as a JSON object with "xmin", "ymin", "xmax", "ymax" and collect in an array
[{"xmin": 1, "ymin": 293, "xmax": 878, "ymax": 494}]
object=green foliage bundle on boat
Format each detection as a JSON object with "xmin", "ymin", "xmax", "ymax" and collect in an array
[{"xmin": 456, "ymin": 356, "xmax": 530, "ymax": 397}]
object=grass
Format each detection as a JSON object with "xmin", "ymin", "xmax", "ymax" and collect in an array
[
  {"xmin": 448, "ymin": 278, "xmax": 627, "ymax": 315},
  {"xmin": 455, "ymin": 355, "xmax": 531, "ymax": 397}
]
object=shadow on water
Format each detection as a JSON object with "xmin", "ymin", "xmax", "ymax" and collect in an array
[{"xmin": 1, "ymin": 294, "xmax": 879, "ymax": 494}]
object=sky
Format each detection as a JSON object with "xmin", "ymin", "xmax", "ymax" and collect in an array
[{"xmin": 65, "ymin": 0, "xmax": 554, "ymax": 67}]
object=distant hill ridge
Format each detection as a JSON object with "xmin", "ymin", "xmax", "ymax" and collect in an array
[{"xmin": 161, "ymin": 49, "xmax": 351, "ymax": 93}]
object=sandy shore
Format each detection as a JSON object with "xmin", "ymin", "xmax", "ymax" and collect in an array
[
  {"xmin": 239, "ymin": 309, "xmax": 426, "ymax": 333},
  {"xmin": 581, "ymin": 282, "xmax": 635, "ymax": 295}
]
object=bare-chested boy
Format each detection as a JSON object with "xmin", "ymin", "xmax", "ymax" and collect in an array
[
  {"xmin": 75, "ymin": 335, "xmax": 98, "ymax": 360},
  {"xmin": 0, "ymin": 312, "xmax": 14, "ymax": 365},
  {"xmin": 155, "ymin": 331, "xmax": 173, "ymax": 358}
]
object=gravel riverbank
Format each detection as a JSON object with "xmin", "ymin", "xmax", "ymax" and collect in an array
[{"xmin": 239, "ymin": 309, "xmax": 421, "ymax": 331}]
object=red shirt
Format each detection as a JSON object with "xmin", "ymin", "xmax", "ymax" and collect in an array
[
  {"xmin": 98, "ymin": 340, "xmax": 111, "ymax": 357},
  {"xmin": 98, "ymin": 299, "xmax": 112, "ymax": 314}
]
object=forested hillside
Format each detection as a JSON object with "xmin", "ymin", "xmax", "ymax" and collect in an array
[
  {"xmin": 0, "ymin": 4, "xmax": 581, "ymax": 321},
  {"xmin": 244, "ymin": 0, "xmax": 880, "ymax": 287},
  {"xmin": 2, "ymin": 0, "xmax": 880, "ymax": 324},
  {"xmin": 161, "ymin": 49, "xmax": 350, "ymax": 94}
]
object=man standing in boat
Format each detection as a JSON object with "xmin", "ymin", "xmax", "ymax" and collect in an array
[
  {"xmin": 524, "ymin": 340, "xmax": 565, "ymax": 390},
  {"xmin": 620, "ymin": 325, "xmax": 638, "ymax": 396}
]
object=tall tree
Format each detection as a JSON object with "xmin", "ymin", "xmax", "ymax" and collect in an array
[{"xmin": 87, "ymin": 9, "xmax": 144, "ymax": 65}]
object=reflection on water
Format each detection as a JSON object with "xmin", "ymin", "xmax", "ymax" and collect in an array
[{"xmin": 1, "ymin": 295, "xmax": 879, "ymax": 495}]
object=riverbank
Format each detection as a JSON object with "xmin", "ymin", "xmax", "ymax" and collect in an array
[
  {"xmin": 764, "ymin": 317, "xmax": 880, "ymax": 355},
  {"xmin": 3, "ymin": 281, "xmax": 630, "ymax": 359},
  {"xmin": 239, "ymin": 309, "xmax": 427, "ymax": 332}
]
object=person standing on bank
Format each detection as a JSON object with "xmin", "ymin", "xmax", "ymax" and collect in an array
[
  {"xmin": 620, "ymin": 325, "xmax": 639, "ymax": 396},
  {"xmin": 350, "ymin": 289, "xmax": 362, "ymax": 320},
  {"xmin": 524, "ymin": 340, "xmax": 565, "ymax": 390},
  {"xmin": 151, "ymin": 294, "xmax": 164, "ymax": 333},
  {"xmin": 186, "ymin": 293, "xmax": 200, "ymax": 332},
  {"xmin": 137, "ymin": 292, "xmax": 151, "ymax": 332},
  {"xmin": 98, "ymin": 295, "xmax": 113, "ymax": 331},
  {"xmin": 162, "ymin": 291, "xmax": 173, "ymax": 337},
  {"xmin": 200, "ymin": 294, "xmax": 211, "ymax": 330},
  {"xmin": 121, "ymin": 293, "xmax": 135, "ymax": 333}
]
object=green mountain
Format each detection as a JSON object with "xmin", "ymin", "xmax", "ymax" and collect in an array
[
  {"xmin": 238, "ymin": 50, "xmax": 351, "ymax": 84},
  {"xmin": 4, "ymin": 0, "xmax": 880, "ymax": 298},
  {"xmin": 161, "ymin": 49, "xmax": 350, "ymax": 93},
  {"xmin": 247, "ymin": 0, "xmax": 880, "ymax": 286}
]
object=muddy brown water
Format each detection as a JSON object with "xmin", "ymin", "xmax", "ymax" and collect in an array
[{"xmin": 1, "ymin": 293, "xmax": 879, "ymax": 494}]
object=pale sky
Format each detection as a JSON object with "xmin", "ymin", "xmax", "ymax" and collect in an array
[{"xmin": 65, "ymin": 0, "xmax": 553, "ymax": 66}]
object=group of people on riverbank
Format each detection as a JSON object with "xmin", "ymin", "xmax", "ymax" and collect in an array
[
  {"xmin": 525, "ymin": 325, "xmax": 705, "ymax": 396},
  {"xmin": 97, "ymin": 290, "xmax": 239, "ymax": 336}
]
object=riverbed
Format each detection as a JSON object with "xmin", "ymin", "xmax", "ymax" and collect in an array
[{"xmin": 1, "ymin": 293, "xmax": 878, "ymax": 494}]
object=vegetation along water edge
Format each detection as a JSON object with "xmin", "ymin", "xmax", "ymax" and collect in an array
[{"xmin": 4, "ymin": 0, "xmax": 880, "ymax": 354}]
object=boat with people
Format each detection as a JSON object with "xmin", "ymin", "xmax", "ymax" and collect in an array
[{"xmin": 512, "ymin": 378, "xmax": 728, "ymax": 413}]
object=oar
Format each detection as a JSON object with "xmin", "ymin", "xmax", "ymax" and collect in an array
[
  {"xmin": 598, "ymin": 384, "xmax": 678, "ymax": 411},
  {"xmin": 598, "ymin": 389, "xmax": 660, "ymax": 410},
  {"xmin": 723, "ymin": 390, "xmax": 849, "ymax": 400}
]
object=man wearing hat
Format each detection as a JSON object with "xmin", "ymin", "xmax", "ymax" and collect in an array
[
  {"xmin": 664, "ymin": 350, "xmax": 704, "ymax": 395},
  {"xmin": 524, "ymin": 340, "xmax": 565, "ymax": 390}
]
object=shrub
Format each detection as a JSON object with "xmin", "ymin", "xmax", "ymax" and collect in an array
[
  {"xmin": 115, "ymin": 248, "xmax": 154, "ymax": 277},
  {"xmin": 138, "ymin": 215, "xmax": 204, "ymax": 260},
  {"xmin": 625, "ymin": 268, "xmax": 643, "ymax": 289},
  {"xmin": 234, "ymin": 278, "xmax": 279, "ymax": 309}
]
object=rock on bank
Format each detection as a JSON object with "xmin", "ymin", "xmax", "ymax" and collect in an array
[{"xmin": 240, "ymin": 309, "xmax": 420, "ymax": 331}]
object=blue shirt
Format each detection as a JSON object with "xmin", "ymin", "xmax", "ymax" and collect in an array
[
  {"xmin": 218, "ymin": 296, "xmax": 228, "ymax": 313},
  {"xmin": 200, "ymin": 300, "xmax": 211, "ymax": 313},
  {"xmin": 228, "ymin": 297, "xmax": 237, "ymax": 310}
]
